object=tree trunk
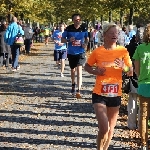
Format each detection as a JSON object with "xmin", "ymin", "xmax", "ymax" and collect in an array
[
  {"xmin": 51, "ymin": 22, "xmax": 54, "ymax": 27},
  {"xmin": 109, "ymin": 11, "xmax": 112, "ymax": 22},
  {"xmin": 8, "ymin": 13, "xmax": 13, "ymax": 23},
  {"xmin": 0, "ymin": 16, "xmax": 3, "ymax": 21},
  {"xmin": 27, "ymin": 19, "xmax": 30, "ymax": 23},
  {"xmin": 56, "ymin": 17, "xmax": 58, "ymax": 27},
  {"xmin": 86, "ymin": 19, "xmax": 89, "ymax": 28},
  {"xmin": 92, "ymin": 19, "xmax": 95, "ymax": 27},
  {"xmin": 49, "ymin": 22, "xmax": 52, "ymax": 28},
  {"xmin": 120, "ymin": 10, "xmax": 124, "ymax": 27},
  {"xmin": 100, "ymin": 15, "xmax": 103, "ymax": 26},
  {"xmin": 129, "ymin": 6, "xmax": 134, "ymax": 25},
  {"xmin": 14, "ymin": 12, "xmax": 18, "ymax": 17},
  {"xmin": 37, "ymin": 22, "xmax": 39, "ymax": 28},
  {"xmin": 20, "ymin": 13, "xmax": 24, "ymax": 21},
  {"xmin": 61, "ymin": 18, "xmax": 63, "ymax": 23}
]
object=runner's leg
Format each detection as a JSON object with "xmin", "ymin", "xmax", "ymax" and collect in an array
[
  {"xmin": 71, "ymin": 68, "xmax": 76, "ymax": 84},
  {"xmin": 76, "ymin": 53, "xmax": 86, "ymax": 98},
  {"xmin": 60, "ymin": 50, "xmax": 67, "ymax": 77},
  {"xmin": 93, "ymin": 103, "xmax": 108, "ymax": 150},
  {"xmin": 60, "ymin": 59, "xmax": 65, "ymax": 74},
  {"xmin": 77, "ymin": 65, "xmax": 82, "ymax": 91},
  {"xmin": 68, "ymin": 54, "xmax": 77, "ymax": 93},
  {"xmin": 103, "ymin": 106, "xmax": 120, "ymax": 150}
]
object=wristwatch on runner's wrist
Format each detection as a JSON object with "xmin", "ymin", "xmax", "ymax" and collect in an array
[{"xmin": 67, "ymin": 39, "xmax": 70, "ymax": 42}]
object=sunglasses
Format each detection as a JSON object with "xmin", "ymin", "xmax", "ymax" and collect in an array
[{"xmin": 74, "ymin": 19, "xmax": 80, "ymax": 21}]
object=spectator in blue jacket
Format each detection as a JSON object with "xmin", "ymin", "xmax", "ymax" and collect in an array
[
  {"xmin": 4, "ymin": 16, "xmax": 24, "ymax": 71},
  {"xmin": 128, "ymin": 25, "xmax": 136, "ymax": 41},
  {"xmin": 94, "ymin": 29, "xmax": 99, "ymax": 48}
]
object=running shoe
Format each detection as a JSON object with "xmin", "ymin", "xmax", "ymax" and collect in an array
[
  {"xmin": 11, "ymin": 68, "xmax": 17, "ymax": 71},
  {"xmin": 60, "ymin": 73, "xmax": 64, "ymax": 77},
  {"xmin": 76, "ymin": 90, "xmax": 82, "ymax": 99}
]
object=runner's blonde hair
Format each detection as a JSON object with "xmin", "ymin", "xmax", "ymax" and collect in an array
[
  {"xmin": 103, "ymin": 23, "xmax": 118, "ymax": 34},
  {"xmin": 143, "ymin": 24, "xmax": 150, "ymax": 44}
]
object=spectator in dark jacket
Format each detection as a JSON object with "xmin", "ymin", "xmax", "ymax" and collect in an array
[
  {"xmin": 125, "ymin": 35, "xmax": 139, "ymax": 130},
  {"xmin": 0, "ymin": 23, "xmax": 11, "ymax": 68},
  {"xmin": 33, "ymin": 27, "xmax": 39, "ymax": 43},
  {"xmin": 87, "ymin": 28, "xmax": 94, "ymax": 52},
  {"xmin": 24, "ymin": 23, "xmax": 34, "ymax": 55},
  {"xmin": 126, "ymin": 35, "xmax": 138, "ymax": 58}
]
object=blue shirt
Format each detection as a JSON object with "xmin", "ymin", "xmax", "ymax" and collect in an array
[
  {"xmin": 62, "ymin": 24, "xmax": 88, "ymax": 55},
  {"xmin": 125, "ymin": 34, "xmax": 130, "ymax": 45},
  {"xmin": 4, "ymin": 22, "xmax": 24, "ymax": 45},
  {"xmin": 53, "ymin": 30, "xmax": 67, "ymax": 50},
  {"xmin": 94, "ymin": 31, "xmax": 98, "ymax": 43},
  {"xmin": 128, "ymin": 30, "xmax": 136, "ymax": 41}
]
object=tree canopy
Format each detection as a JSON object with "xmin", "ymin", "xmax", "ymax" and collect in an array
[{"xmin": 0, "ymin": 0, "xmax": 149, "ymax": 25}]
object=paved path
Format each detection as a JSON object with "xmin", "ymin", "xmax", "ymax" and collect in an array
[{"xmin": 0, "ymin": 43, "xmax": 141, "ymax": 150}]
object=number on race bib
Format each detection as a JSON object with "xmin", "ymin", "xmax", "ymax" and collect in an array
[
  {"xmin": 101, "ymin": 84, "xmax": 119, "ymax": 97},
  {"xmin": 103, "ymin": 85, "xmax": 107, "ymax": 92},
  {"xmin": 72, "ymin": 40, "xmax": 81, "ymax": 46}
]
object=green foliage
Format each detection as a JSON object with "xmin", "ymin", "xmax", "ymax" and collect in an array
[{"xmin": 0, "ymin": 0, "xmax": 149, "ymax": 25}]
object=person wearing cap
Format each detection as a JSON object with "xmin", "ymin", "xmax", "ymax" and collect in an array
[{"xmin": 84, "ymin": 23, "xmax": 133, "ymax": 150}]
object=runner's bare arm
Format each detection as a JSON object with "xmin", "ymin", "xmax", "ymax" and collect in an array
[
  {"xmin": 134, "ymin": 60, "xmax": 140, "ymax": 77},
  {"xmin": 84, "ymin": 63, "xmax": 105, "ymax": 76},
  {"xmin": 125, "ymin": 66, "xmax": 133, "ymax": 76},
  {"xmin": 61, "ymin": 37, "xmax": 67, "ymax": 43},
  {"xmin": 61, "ymin": 37, "xmax": 75, "ymax": 43},
  {"xmin": 84, "ymin": 63, "xmax": 97, "ymax": 75},
  {"xmin": 82, "ymin": 37, "xmax": 89, "ymax": 48},
  {"xmin": 114, "ymin": 58, "xmax": 133, "ymax": 76},
  {"xmin": 53, "ymin": 39, "xmax": 58, "ymax": 43}
]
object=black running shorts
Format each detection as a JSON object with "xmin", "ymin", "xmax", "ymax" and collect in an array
[
  {"xmin": 92, "ymin": 93, "xmax": 121, "ymax": 107},
  {"xmin": 67, "ymin": 53, "xmax": 86, "ymax": 69}
]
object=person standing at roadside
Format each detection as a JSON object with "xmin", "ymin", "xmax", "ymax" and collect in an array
[
  {"xmin": 97, "ymin": 26, "xmax": 103, "ymax": 47},
  {"xmin": 4, "ymin": 16, "xmax": 24, "ymax": 71},
  {"xmin": 61, "ymin": 13, "xmax": 88, "ymax": 98},
  {"xmin": 128, "ymin": 25, "xmax": 136, "ymax": 41},
  {"xmin": 136, "ymin": 23, "xmax": 145, "ymax": 45},
  {"xmin": 94, "ymin": 29, "xmax": 99, "ymax": 48},
  {"xmin": 133, "ymin": 24, "xmax": 150, "ymax": 149},
  {"xmin": 87, "ymin": 27, "xmax": 95, "ymax": 52},
  {"xmin": 0, "ymin": 23, "xmax": 11, "ymax": 69},
  {"xmin": 44, "ymin": 25, "xmax": 50, "ymax": 46},
  {"xmin": 125, "ymin": 35, "xmax": 139, "ymax": 130},
  {"xmin": 39, "ymin": 27, "xmax": 44, "ymax": 43},
  {"xmin": 33, "ymin": 27, "xmax": 39, "ymax": 43},
  {"xmin": 24, "ymin": 23, "xmax": 34, "ymax": 55}
]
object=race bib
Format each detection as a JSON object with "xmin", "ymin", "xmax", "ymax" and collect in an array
[
  {"xmin": 72, "ymin": 40, "xmax": 81, "ymax": 46},
  {"xmin": 101, "ymin": 83, "xmax": 119, "ymax": 97},
  {"xmin": 57, "ymin": 34, "xmax": 62, "ymax": 39}
]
